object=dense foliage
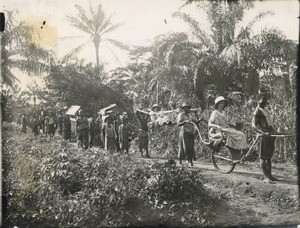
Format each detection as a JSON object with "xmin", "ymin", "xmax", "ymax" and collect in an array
[
  {"xmin": 3, "ymin": 123, "xmax": 220, "ymax": 227},
  {"xmin": 43, "ymin": 60, "xmax": 134, "ymax": 116},
  {"xmin": 1, "ymin": 2, "xmax": 297, "ymax": 227}
]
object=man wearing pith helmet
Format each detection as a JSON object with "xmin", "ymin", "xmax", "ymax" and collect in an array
[{"xmin": 177, "ymin": 102, "xmax": 199, "ymax": 166}]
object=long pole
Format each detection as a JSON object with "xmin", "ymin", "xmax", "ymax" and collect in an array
[{"xmin": 156, "ymin": 80, "xmax": 159, "ymax": 104}]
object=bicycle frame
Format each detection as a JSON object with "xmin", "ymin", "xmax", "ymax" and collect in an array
[{"xmin": 238, "ymin": 134, "xmax": 260, "ymax": 164}]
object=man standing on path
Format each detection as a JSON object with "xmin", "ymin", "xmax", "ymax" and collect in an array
[
  {"xmin": 135, "ymin": 109, "xmax": 150, "ymax": 158},
  {"xmin": 48, "ymin": 112, "xmax": 56, "ymax": 138},
  {"xmin": 39, "ymin": 111, "xmax": 45, "ymax": 134},
  {"xmin": 118, "ymin": 114, "xmax": 132, "ymax": 154},
  {"xmin": 76, "ymin": 109, "xmax": 89, "ymax": 150},
  {"xmin": 252, "ymin": 94, "xmax": 278, "ymax": 183},
  {"xmin": 21, "ymin": 114, "xmax": 27, "ymax": 133}
]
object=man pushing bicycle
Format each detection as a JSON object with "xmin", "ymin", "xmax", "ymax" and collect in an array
[{"xmin": 252, "ymin": 94, "xmax": 278, "ymax": 183}]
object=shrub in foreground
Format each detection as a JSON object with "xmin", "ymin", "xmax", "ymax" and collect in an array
[{"xmin": 3, "ymin": 123, "xmax": 220, "ymax": 227}]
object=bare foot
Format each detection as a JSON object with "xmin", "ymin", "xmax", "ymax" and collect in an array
[{"xmin": 263, "ymin": 178, "xmax": 276, "ymax": 184}]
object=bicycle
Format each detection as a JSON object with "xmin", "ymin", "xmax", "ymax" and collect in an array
[{"xmin": 191, "ymin": 121, "xmax": 295, "ymax": 174}]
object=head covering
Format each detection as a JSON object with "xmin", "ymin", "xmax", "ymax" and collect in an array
[
  {"xmin": 181, "ymin": 102, "xmax": 192, "ymax": 109},
  {"xmin": 151, "ymin": 104, "xmax": 161, "ymax": 111},
  {"xmin": 103, "ymin": 115, "xmax": 112, "ymax": 122},
  {"xmin": 214, "ymin": 96, "xmax": 228, "ymax": 109}
]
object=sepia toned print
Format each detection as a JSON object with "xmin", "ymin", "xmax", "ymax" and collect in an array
[{"xmin": 1, "ymin": 0, "xmax": 298, "ymax": 227}]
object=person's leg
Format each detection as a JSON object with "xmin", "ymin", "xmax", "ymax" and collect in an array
[
  {"xmin": 190, "ymin": 158, "xmax": 193, "ymax": 166},
  {"xmin": 145, "ymin": 136, "xmax": 150, "ymax": 157},
  {"xmin": 260, "ymin": 158, "xmax": 274, "ymax": 183},
  {"xmin": 266, "ymin": 158, "xmax": 279, "ymax": 181},
  {"xmin": 139, "ymin": 146, "xmax": 143, "ymax": 157},
  {"xmin": 84, "ymin": 129, "xmax": 89, "ymax": 149},
  {"xmin": 145, "ymin": 148, "xmax": 150, "ymax": 158},
  {"xmin": 260, "ymin": 158, "xmax": 269, "ymax": 179},
  {"xmin": 77, "ymin": 131, "xmax": 81, "ymax": 148}
]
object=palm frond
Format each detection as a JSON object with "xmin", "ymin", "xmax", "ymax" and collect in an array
[
  {"xmin": 2, "ymin": 69, "xmax": 20, "ymax": 87},
  {"xmin": 58, "ymin": 35, "xmax": 84, "ymax": 41},
  {"xmin": 60, "ymin": 41, "xmax": 90, "ymax": 64},
  {"xmin": 104, "ymin": 45, "xmax": 123, "ymax": 66},
  {"xmin": 10, "ymin": 59, "xmax": 49, "ymax": 75},
  {"xmin": 237, "ymin": 10, "xmax": 274, "ymax": 40},
  {"xmin": 74, "ymin": 5, "xmax": 95, "ymax": 31},
  {"xmin": 172, "ymin": 12, "xmax": 213, "ymax": 48},
  {"xmin": 91, "ymin": 3, "xmax": 106, "ymax": 34},
  {"xmin": 66, "ymin": 15, "xmax": 93, "ymax": 34},
  {"xmin": 100, "ymin": 23, "xmax": 124, "ymax": 37},
  {"xmin": 106, "ymin": 39, "xmax": 130, "ymax": 50}
]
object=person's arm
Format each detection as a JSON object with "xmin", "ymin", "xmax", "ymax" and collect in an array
[
  {"xmin": 208, "ymin": 111, "xmax": 220, "ymax": 130},
  {"xmin": 102, "ymin": 124, "xmax": 106, "ymax": 139},
  {"xmin": 112, "ymin": 124, "xmax": 117, "ymax": 139},
  {"xmin": 251, "ymin": 110, "xmax": 265, "ymax": 135},
  {"xmin": 177, "ymin": 113, "xmax": 189, "ymax": 127},
  {"xmin": 118, "ymin": 125, "xmax": 122, "ymax": 140},
  {"xmin": 75, "ymin": 119, "xmax": 78, "ymax": 135}
]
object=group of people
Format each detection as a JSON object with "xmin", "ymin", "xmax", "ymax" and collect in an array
[
  {"xmin": 177, "ymin": 94, "xmax": 278, "ymax": 183},
  {"xmin": 20, "ymin": 94, "xmax": 279, "ymax": 183},
  {"xmin": 75, "ymin": 109, "xmax": 132, "ymax": 154},
  {"xmin": 20, "ymin": 111, "xmax": 72, "ymax": 141}
]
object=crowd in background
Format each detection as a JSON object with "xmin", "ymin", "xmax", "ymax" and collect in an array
[{"xmin": 19, "ymin": 108, "xmax": 133, "ymax": 155}]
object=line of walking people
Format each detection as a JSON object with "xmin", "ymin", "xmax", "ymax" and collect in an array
[
  {"xmin": 20, "ymin": 111, "xmax": 71, "ymax": 140},
  {"xmin": 75, "ymin": 109, "xmax": 133, "ymax": 154}
]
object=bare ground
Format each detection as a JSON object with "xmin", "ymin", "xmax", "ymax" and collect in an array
[
  {"xmin": 136, "ymin": 155, "xmax": 300, "ymax": 227},
  {"xmin": 70, "ymin": 140, "xmax": 300, "ymax": 227}
]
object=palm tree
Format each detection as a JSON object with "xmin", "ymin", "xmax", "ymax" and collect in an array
[
  {"xmin": 173, "ymin": 0, "xmax": 275, "ymax": 99},
  {"xmin": 1, "ymin": 11, "xmax": 49, "ymax": 88},
  {"xmin": 21, "ymin": 80, "xmax": 41, "ymax": 110},
  {"xmin": 128, "ymin": 32, "xmax": 200, "ymax": 108},
  {"xmin": 66, "ymin": 3, "xmax": 128, "ymax": 80}
]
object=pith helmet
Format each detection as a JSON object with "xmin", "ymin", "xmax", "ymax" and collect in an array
[
  {"xmin": 181, "ymin": 102, "xmax": 192, "ymax": 109},
  {"xmin": 151, "ymin": 104, "xmax": 161, "ymax": 111},
  {"xmin": 214, "ymin": 96, "xmax": 228, "ymax": 109}
]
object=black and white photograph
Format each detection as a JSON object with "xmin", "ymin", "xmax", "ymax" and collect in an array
[{"xmin": 1, "ymin": 0, "xmax": 299, "ymax": 227}]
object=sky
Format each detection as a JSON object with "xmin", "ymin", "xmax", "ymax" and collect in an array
[{"xmin": 1, "ymin": 0, "xmax": 299, "ymax": 89}]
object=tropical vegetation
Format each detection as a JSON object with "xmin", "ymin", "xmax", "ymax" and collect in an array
[{"xmin": 1, "ymin": 0, "xmax": 297, "ymax": 227}]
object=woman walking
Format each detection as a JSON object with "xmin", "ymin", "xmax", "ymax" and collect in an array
[
  {"xmin": 118, "ymin": 114, "xmax": 132, "ymax": 154},
  {"xmin": 102, "ymin": 115, "xmax": 117, "ymax": 153},
  {"xmin": 177, "ymin": 102, "xmax": 198, "ymax": 166}
]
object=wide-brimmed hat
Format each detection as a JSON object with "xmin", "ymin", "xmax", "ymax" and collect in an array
[
  {"xmin": 151, "ymin": 104, "xmax": 161, "ymax": 111},
  {"xmin": 181, "ymin": 102, "xmax": 192, "ymax": 109},
  {"xmin": 214, "ymin": 96, "xmax": 228, "ymax": 109}
]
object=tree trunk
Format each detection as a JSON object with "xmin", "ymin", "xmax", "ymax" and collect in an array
[
  {"xmin": 33, "ymin": 94, "xmax": 36, "ymax": 110},
  {"xmin": 245, "ymin": 68, "xmax": 259, "ymax": 96},
  {"xmin": 95, "ymin": 43, "xmax": 100, "ymax": 79},
  {"xmin": 93, "ymin": 34, "xmax": 101, "ymax": 80}
]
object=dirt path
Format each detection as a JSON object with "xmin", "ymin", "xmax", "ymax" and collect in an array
[
  {"xmin": 69, "ymin": 141, "xmax": 299, "ymax": 226},
  {"xmin": 136, "ymin": 155, "xmax": 300, "ymax": 226}
]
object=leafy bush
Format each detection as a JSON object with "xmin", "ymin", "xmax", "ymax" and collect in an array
[{"xmin": 3, "ymin": 122, "xmax": 219, "ymax": 227}]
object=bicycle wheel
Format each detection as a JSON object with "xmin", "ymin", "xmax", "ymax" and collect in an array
[{"xmin": 211, "ymin": 146, "xmax": 236, "ymax": 173}]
